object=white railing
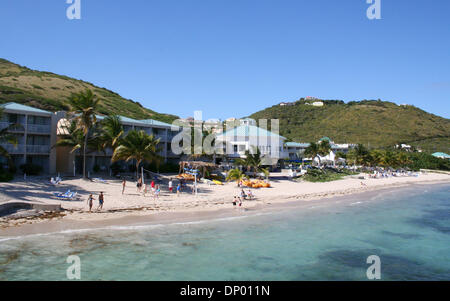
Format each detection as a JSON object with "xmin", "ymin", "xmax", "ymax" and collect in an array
[
  {"xmin": 0, "ymin": 122, "xmax": 25, "ymax": 132},
  {"xmin": 27, "ymin": 124, "xmax": 51, "ymax": 133},
  {"xmin": 0, "ymin": 144, "xmax": 26, "ymax": 154},
  {"xmin": 26, "ymin": 145, "xmax": 51, "ymax": 154}
]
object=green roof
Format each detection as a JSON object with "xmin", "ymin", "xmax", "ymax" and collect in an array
[
  {"xmin": 0, "ymin": 102, "xmax": 52, "ymax": 115},
  {"xmin": 95, "ymin": 115, "xmax": 176, "ymax": 129},
  {"xmin": 217, "ymin": 125, "xmax": 286, "ymax": 139},
  {"xmin": 140, "ymin": 119, "xmax": 175, "ymax": 128},
  {"xmin": 285, "ymin": 142, "xmax": 310, "ymax": 147},
  {"xmin": 432, "ymin": 152, "xmax": 450, "ymax": 159}
]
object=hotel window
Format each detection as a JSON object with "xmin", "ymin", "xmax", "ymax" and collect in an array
[
  {"xmin": 8, "ymin": 114, "xmax": 18, "ymax": 123},
  {"xmin": 233, "ymin": 145, "xmax": 238, "ymax": 153},
  {"xmin": 28, "ymin": 116, "xmax": 50, "ymax": 125},
  {"xmin": 27, "ymin": 135, "xmax": 50, "ymax": 146}
]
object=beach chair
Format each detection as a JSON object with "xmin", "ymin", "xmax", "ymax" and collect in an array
[
  {"xmin": 93, "ymin": 178, "xmax": 108, "ymax": 184},
  {"xmin": 54, "ymin": 190, "xmax": 71, "ymax": 198},
  {"xmin": 55, "ymin": 191, "xmax": 78, "ymax": 201},
  {"xmin": 50, "ymin": 177, "xmax": 62, "ymax": 186}
]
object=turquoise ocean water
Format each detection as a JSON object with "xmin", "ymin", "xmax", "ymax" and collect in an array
[{"xmin": 0, "ymin": 184, "xmax": 449, "ymax": 281}]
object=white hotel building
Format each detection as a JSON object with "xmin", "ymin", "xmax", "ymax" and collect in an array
[
  {"xmin": 0, "ymin": 102, "xmax": 181, "ymax": 175},
  {"xmin": 215, "ymin": 119, "xmax": 289, "ymax": 165}
]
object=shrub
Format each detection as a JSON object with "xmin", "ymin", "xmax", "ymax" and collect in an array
[
  {"xmin": 0, "ymin": 171, "xmax": 14, "ymax": 182},
  {"xmin": 20, "ymin": 163, "xmax": 43, "ymax": 175},
  {"xmin": 409, "ymin": 153, "xmax": 450, "ymax": 171},
  {"xmin": 0, "ymin": 165, "xmax": 14, "ymax": 182},
  {"xmin": 143, "ymin": 162, "xmax": 179, "ymax": 173},
  {"xmin": 110, "ymin": 162, "xmax": 124, "ymax": 176},
  {"xmin": 302, "ymin": 168, "xmax": 357, "ymax": 183}
]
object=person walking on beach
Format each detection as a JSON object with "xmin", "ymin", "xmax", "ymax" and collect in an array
[
  {"xmin": 143, "ymin": 183, "xmax": 149, "ymax": 197},
  {"xmin": 122, "ymin": 179, "xmax": 126, "ymax": 195},
  {"xmin": 238, "ymin": 197, "xmax": 243, "ymax": 209},
  {"xmin": 98, "ymin": 192, "xmax": 104, "ymax": 211},
  {"xmin": 136, "ymin": 177, "xmax": 143, "ymax": 193},
  {"xmin": 232, "ymin": 196, "xmax": 238, "ymax": 209},
  {"xmin": 154, "ymin": 185, "xmax": 161, "ymax": 201},
  {"xmin": 87, "ymin": 194, "xmax": 94, "ymax": 212},
  {"xmin": 168, "ymin": 179, "xmax": 173, "ymax": 193},
  {"xmin": 177, "ymin": 183, "xmax": 182, "ymax": 196}
]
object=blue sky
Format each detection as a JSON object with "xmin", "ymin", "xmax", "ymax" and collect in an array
[{"xmin": 0, "ymin": 0, "xmax": 449, "ymax": 120}]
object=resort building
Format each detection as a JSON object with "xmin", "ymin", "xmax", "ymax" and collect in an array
[
  {"xmin": 285, "ymin": 142, "xmax": 311, "ymax": 160},
  {"xmin": 215, "ymin": 121, "xmax": 289, "ymax": 166},
  {"xmin": 285, "ymin": 137, "xmax": 355, "ymax": 162},
  {"xmin": 56, "ymin": 114, "xmax": 181, "ymax": 175},
  {"xmin": 0, "ymin": 103, "xmax": 63, "ymax": 174},
  {"xmin": 1, "ymin": 102, "xmax": 181, "ymax": 175}
]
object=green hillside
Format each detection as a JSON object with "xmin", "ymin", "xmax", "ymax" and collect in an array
[
  {"xmin": 0, "ymin": 59, "xmax": 178, "ymax": 123},
  {"xmin": 248, "ymin": 99, "xmax": 450, "ymax": 154}
]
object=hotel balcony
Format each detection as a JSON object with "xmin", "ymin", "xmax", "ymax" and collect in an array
[
  {"xmin": 27, "ymin": 124, "xmax": 51, "ymax": 134},
  {"xmin": 90, "ymin": 149, "xmax": 114, "ymax": 156},
  {"xmin": 0, "ymin": 144, "xmax": 51, "ymax": 154},
  {"xmin": 0, "ymin": 144, "xmax": 26, "ymax": 154},
  {"xmin": 0, "ymin": 122, "xmax": 25, "ymax": 132},
  {"xmin": 26, "ymin": 145, "xmax": 51, "ymax": 154}
]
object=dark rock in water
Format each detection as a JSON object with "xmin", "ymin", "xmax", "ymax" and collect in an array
[
  {"xmin": 381, "ymin": 230, "xmax": 421, "ymax": 239},
  {"xmin": 317, "ymin": 249, "xmax": 450, "ymax": 280}
]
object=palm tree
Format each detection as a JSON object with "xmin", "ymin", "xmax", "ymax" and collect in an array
[
  {"xmin": 397, "ymin": 152, "xmax": 412, "ymax": 168},
  {"xmin": 349, "ymin": 144, "xmax": 370, "ymax": 166},
  {"xmin": 226, "ymin": 168, "xmax": 247, "ymax": 186},
  {"xmin": 53, "ymin": 120, "xmax": 86, "ymax": 155},
  {"xmin": 0, "ymin": 108, "xmax": 19, "ymax": 167},
  {"xmin": 234, "ymin": 147, "xmax": 269, "ymax": 176},
  {"xmin": 67, "ymin": 89, "xmax": 100, "ymax": 178},
  {"xmin": 98, "ymin": 115, "xmax": 124, "ymax": 152},
  {"xmin": 111, "ymin": 130, "xmax": 161, "ymax": 178},
  {"xmin": 305, "ymin": 141, "xmax": 331, "ymax": 167},
  {"xmin": 369, "ymin": 149, "xmax": 384, "ymax": 167}
]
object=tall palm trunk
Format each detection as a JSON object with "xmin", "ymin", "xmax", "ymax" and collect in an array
[
  {"xmin": 83, "ymin": 134, "xmax": 88, "ymax": 179},
  {"xmin": 136, "ymin": 159, "xmax": 141, "ymax": 180}
]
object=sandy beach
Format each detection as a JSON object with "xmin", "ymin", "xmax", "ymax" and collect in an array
[{"xmin": 1, "ymin": 171, "xmax": 449, "ymax": 235}]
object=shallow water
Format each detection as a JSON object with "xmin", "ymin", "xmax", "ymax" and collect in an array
[{"xmin": 0, "ymin": 184, "xmax": 449, "ymax": 281}]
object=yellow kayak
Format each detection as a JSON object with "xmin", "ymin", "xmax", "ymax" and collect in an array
[{"xmin": 213, "ymin": 180, "xmax": 223, "ymax": 185}]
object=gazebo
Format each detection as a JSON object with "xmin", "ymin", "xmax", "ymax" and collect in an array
[{"xmin": 179, "ymin": 161, "xmax": 218, "ymax": 178}]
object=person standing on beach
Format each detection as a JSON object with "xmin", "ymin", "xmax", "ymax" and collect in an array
[
  {"xmin": 87, "ymin": 194, "xmax": 94, "ymax": 212},
  {"xmin": 137, "ymin": 177, "xmax": 143, "ymax": 193},
  {"xmin": 122, "ymin": 179, "xmax": 126, "ymax": 195},
  {"xmin": 169, "ymin": 179, "xmax": 173, "ymax": 193},
  {"xmin": 232, "ymin": 196, "xmax": 238, "ymax": 209},
  {"xmin": 143, "ymin": 183, "xmax": 149, "ymax": 197},
  {"xmin": 98, "ymin": 192, "xmax": 104, "ymax": 211},
  {"xmin": 177, "ymin": 183, "xmax": 182, "ymax": 196},
  {"xmin": 154, "ymin": 185, "xmax": 161, "ymax": 201}
]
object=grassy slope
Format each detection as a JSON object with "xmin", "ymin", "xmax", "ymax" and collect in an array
[
  {"xmin": 0, "ymin": 59, "xmax": 178, "ymax": 123},
  {"xmin": 248, "ymin": 100, "xmax": 450, "ymax": 153}
]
